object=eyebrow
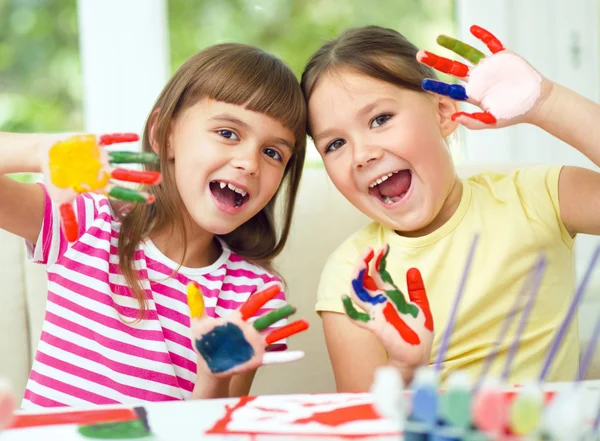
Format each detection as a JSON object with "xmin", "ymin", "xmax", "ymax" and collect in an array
[
  {"xmin": 313, "ymin": 98, "xmax": 397, "ymax": 143},
  {"xmin": 210, "ymin": 113, "xmax": 294, "ymax": 150}
]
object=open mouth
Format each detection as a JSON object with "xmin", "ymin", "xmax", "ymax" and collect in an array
[
  {"xmin": 210, "ymin": 180, "xmax": 250, "ymax": 209},
  {"xmin": 368, "ymin": 170, "xmax": 412, "ymax": 205}
]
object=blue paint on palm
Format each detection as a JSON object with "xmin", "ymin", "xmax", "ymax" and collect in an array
[
  {"xmin": 352, "ymin": 269, "xmax": 386, "ymax": 305},
  {"xmin": 195, "ymin": 322, "xmax": 255, "ymax": 373},
  {"xmin": 422, "ymin": 79, "xmax": 468, "ymax": 101}
]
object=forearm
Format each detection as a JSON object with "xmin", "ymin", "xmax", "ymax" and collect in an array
[
  {"xmin": 532, "ymin": 83, "xmax": 600, "ymax": 167},
  {"xmin": 0, "ymin": 132, "xmax": 45, "ymax": 175}
]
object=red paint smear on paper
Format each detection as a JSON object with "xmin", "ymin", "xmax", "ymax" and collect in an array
[{"xmin": 293, "ymin": 403, "xmax": 379, "ymax": 426}]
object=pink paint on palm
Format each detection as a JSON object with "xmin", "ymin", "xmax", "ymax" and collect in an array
[{"xmin": 466, "ymin": 52, "xmax": 542, "ymax": 120}]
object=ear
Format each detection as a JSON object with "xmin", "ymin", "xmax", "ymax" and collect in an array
[
  {"xmin": 148, "ymin": 109, "xmax": 175, "ymax": 160},
  {"xmin": 437, "ymin": 95, "xmax": 459, "ymax": 137}
]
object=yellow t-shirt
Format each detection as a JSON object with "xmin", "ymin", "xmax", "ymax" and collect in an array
[{"xmin": 316, "ymin": 165, "xmax": 578, "ymax": 383}]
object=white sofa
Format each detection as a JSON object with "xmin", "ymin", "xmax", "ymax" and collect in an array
[{"xmin": 1, "ymin": 164, "xmax": 598, "ymax": 402}]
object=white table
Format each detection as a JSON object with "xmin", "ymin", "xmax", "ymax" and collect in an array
[{"xmin": 3, "ymin": 382, "xmax": 600, "ymax": 440}]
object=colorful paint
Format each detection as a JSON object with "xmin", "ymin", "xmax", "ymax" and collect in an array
[{"xmin": 47, "ymin": 133, "xmax": 160, "ymax": 242}]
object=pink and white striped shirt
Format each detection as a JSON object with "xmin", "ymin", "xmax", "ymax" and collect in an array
[{"xmin": 23, "ymin": 186, "xmax": 287, "ymax": 409}]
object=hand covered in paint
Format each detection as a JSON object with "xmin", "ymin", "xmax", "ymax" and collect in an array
[
  {"xmin": 343, "ymin": 245, "xmax": 434, "ymax": 370},
  {"xmin": 187, "ymin": 282, "xmax": 309, "ymax": 378},
  {"xmin": 417, "ymin": 25, "xmax": 552, "ymax": 129},
  {"xmin": 41, "ymin": 133, "xmax": 161, "ymax": 242}
]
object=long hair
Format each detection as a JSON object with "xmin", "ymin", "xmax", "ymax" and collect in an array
[{"xmin": 116, "ymin": 43, "xmax": 307, "ymax": 318}]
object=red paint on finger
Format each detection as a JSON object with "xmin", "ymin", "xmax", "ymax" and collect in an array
[{"xmin": 383, "ymin": 303, "xmax": 420, "ymax": 345}]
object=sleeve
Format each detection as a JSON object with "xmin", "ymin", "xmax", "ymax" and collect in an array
[
  {"xmin": 512, "ymin": 165, "xmax": 574, "ymax": 248},
  {"xmin": 315, "ymin": 241, "xmax": 362, "ymax": 315},
  {"xmin": 25, "ymin": 183, "xmax": 105, "ymax": 266}
]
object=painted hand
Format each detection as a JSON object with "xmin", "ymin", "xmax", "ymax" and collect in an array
[
  {"xmin": 417, "ymin": 25, "xmax": 551, "ymax": 129},
  {"xmin": 187, "ymin": 282, "xmax": 309, "ymax": 377},
  {"xmin": 342, "ymin": 245, "xmax": 434, "ymax": 369},
  {"xmin": 42, "ymin": 133, "xmax": 161, "ymax": 242}
]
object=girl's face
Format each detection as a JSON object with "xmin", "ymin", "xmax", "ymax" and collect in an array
[
  {"xmin": 308, "ymin": 69, "xmax": 460, "ymax": 236},
  {"xmin": 168, "ymin": 99, "xmax": 295, "ymax": 235}
]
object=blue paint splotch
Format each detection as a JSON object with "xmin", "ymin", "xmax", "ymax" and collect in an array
[
  {"xmin": 352, "ymin": 269, "xmax": 386, "ymax": 305},
  {"xmin": 195, "ymin": 322, "xmax": 255, "ymax": 373}
]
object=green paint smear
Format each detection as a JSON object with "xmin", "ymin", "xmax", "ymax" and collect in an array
[
  {"xmin": 78, "ymin": 419, "xmax": 152, "ymax": 439},
  {"xmin": 378, "ymin": 248, "xmax": 419, "ymax": 318}
]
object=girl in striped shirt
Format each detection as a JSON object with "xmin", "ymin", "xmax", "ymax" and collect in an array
[{"xmin": 0, "ymin": 43, "xmax": 308, "ymax": 408}]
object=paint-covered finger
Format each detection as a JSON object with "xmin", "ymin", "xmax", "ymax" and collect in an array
[
  {"xmin": 422, "ymin": 79, "xmax": 468, "ymax": 101},
  {"xmin": 264, "ymin": 320, "xmax": 309, "ymax": 345},
  {"xmin": 253, "ymin": 305, "xmax": 296, "ymax": 332},
  {"xmin": 111, "ymin": 168, "xmax": 162, "ymax": 185},
  {"xmin": 470, "ymin": 25, "xmax": 505, "ymax": 54},
  {"xmin": 108, "ymin": 186, "xmax": 156, "ymax": 204},
  {"xmin": 60, "ymin": 203, "xmax": 79, "ymax": 242},
  {"xmin": 187, "ymin": 281, "xmax": 205, "ymax": 319},
  {"xmin": 342, "ymin": 295, "xmax": 370, "ymax": 323},
  {"xmin": 98, "ymin": 133, "xmax": 139, "ymax": 146},
  {"xmin": 262, "ymin": 350, "xmax": 305, "ymax": 365},
  {"xmin": 108, "ymin": 151, "xmax": 160, "ymax": 165},
  {"xmin": 436, "ymin": 34, "xmax": 486, "ymax": 64},
  {"xmin": 352, "ymin": 268, "xmax": 387, "ymax": 306},
  {"xmin": 417, "ymin": 50, "xmax": 470, "ymax": 79},
  {"xmin": 239, "ymin": 285, "xmax": 282, "ymax": 321},
  {"xmin": 375, "ymin": 245, "xmax": 419, "ymax": 318},
  {"xmin": 451, "ymin": 111, "xmax": 497, "ymax": 129},
  {"xmin": 406, "ymin": 268, "xmax": 433, "ymax": 332}
]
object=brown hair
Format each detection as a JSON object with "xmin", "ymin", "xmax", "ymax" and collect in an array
[
  {"xmin": 301, "ymin": 26, "xmax": 437, "ymax": 135},
  {"xmin": 116, "ymin": 43, "xmax": 307, "ymax": 318}
]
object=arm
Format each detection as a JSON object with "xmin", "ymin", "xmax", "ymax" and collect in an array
[
  {"xmin": 0, "ymin": 132, "xmax": 47, "ymax": 243},
  {"xmin": 533, "ymin": 84, "xmax": 600, "ymax": 236},
  {"xmin": 322, "ymin": 312, "xmax": 388, "ymax": 392}
]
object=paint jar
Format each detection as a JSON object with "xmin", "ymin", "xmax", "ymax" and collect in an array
[
  {"xmin": 410, "ymin": 367, "xmax": 440, "ymax": 426},
  {"xmin": 404, "ymin": 419, "xmax": 430, "ymax": 441}
]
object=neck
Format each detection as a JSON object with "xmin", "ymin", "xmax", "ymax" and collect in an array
[
  {"xmin": 150, "ymin": 221, "xmax": 222, "ymax": 269},
  {"xmin": 398, "ymin": 176, "xmax": 463, "ymax": 238}
]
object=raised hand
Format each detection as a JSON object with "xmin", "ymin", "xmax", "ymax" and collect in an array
[
  {"xmin": 417, "ymin": 25, "xmax": 552, "ymax": 130},
  {"xmin": 43, "ymin": 133, "xmax": 161, "ymax": 242},
  {"xmin": 342, "ymin": 245, "xmax": 434, "ymax": 369},
  {"xmin": 187, "ymin": 282, "xmax": 309, "ymax": 377}
]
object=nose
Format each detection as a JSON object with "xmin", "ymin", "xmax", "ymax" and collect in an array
[
  {"xmin": 352, "ymin": 140, "xmax": 384, "ymax": 169},
  {"xmin": 231, "ymin": 144, "xmax": 260, "ymax": 176}
]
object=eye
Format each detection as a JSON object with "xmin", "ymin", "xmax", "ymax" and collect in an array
[
  {"xmin": 370, "ymin": 114, "xmax": 392, "ymax": 129},
  {"xmin": 217, "ymin": 129, "xmax": 239, "ymax": 140},
  {"xmin": 325, "ymin": 138, "xmax": 346, "ymax": 153},
  {"xmin": 263, "ymin": 148, "xmax": 282, "ymax": 161}
]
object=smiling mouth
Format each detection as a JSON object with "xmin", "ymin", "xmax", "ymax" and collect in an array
[
  {"xmin": 210, "ymin": 181, "xmax": 250, "ymax": 208},
  {"xmin": 368, "ymin": 170, "xmax": 412, "ymax": 205}
]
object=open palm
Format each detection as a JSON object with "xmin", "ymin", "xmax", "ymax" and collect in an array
[
  {"xmin": 343, "ymin": 245, "xmax": 434, "ymax": 369},
  {"xmin": 417, "ymin": 25, "xmax": 552, "ymax": 130}
]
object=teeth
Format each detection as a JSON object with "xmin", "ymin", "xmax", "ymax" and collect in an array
[
  {"xmin": 369, "ymin": 171, "xmax": 398, "ymax": 188},
  {"xmin": 383, "ymin": 196, "xmax": 393, "ymax": 204},
  {"xmin": 216, "ymin": 181, "xmax": 248, "ymax": 197}
]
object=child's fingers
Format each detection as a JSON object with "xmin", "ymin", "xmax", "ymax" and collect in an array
[
  {"xmin": 264, "ymin": 320, "xmax": 309, "ymax": 345},
  {"xmin": 108, "ymin": 151, "xmax": 160, "ymax": 165},
  {"xmin": 470, "ymin": 25, "xmax": 505, "ymax": 54},
  {"xmin": 351, "ymin": 268, "xmax": 387, "ymax": 306},
  {"xmin": 451, "ymin": 111, "xmax": 497, "ymax": 129},
  {"xmin": 262, "ymin": 350, "xmax": 305, "ymax": 365},
  {"xmin": 110, "ymin": 168, "xmax": 162, "ymax": 185},
  {"xmin": 422, "ymin": 79, "xmax": 468, "ymax": 101},
  {"xmin": 187, "ymin": 281, "xmax": 205, "ymax": 319},
  {"xmin": 342, "ymin": 295, "xmax": 370, "ymax": 326},
  {"xmin": 98, "ymin": 133, "xmax": 139, "ymax": 146},
  {"xmin": 108, "ymin": 186, "xmax": 156, "ymax": 204},
  {"xmin": 373, "ymin": 245, "xmax": 419, "ymax": 319},
  {"xmin": 417, "ymin": 50, "xmax": 470, "ymax": 80},
  {"xmin": 60, "ymin": 203, "xmax": 79, "ymax": 242},
  {"xmin": 253, "ymin": 305, "xmax": 296, "ymax": 332},
  {"xmin": 239, "ymin": 285, "xmax": 282, "ymax": 321},
  {"xmin": 436, "ymin": 34, "xmax": 486, "ymax": 64},
  {"xmin": 406, "ymin": 268, "xmax": 434, "ymax": 332}
]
